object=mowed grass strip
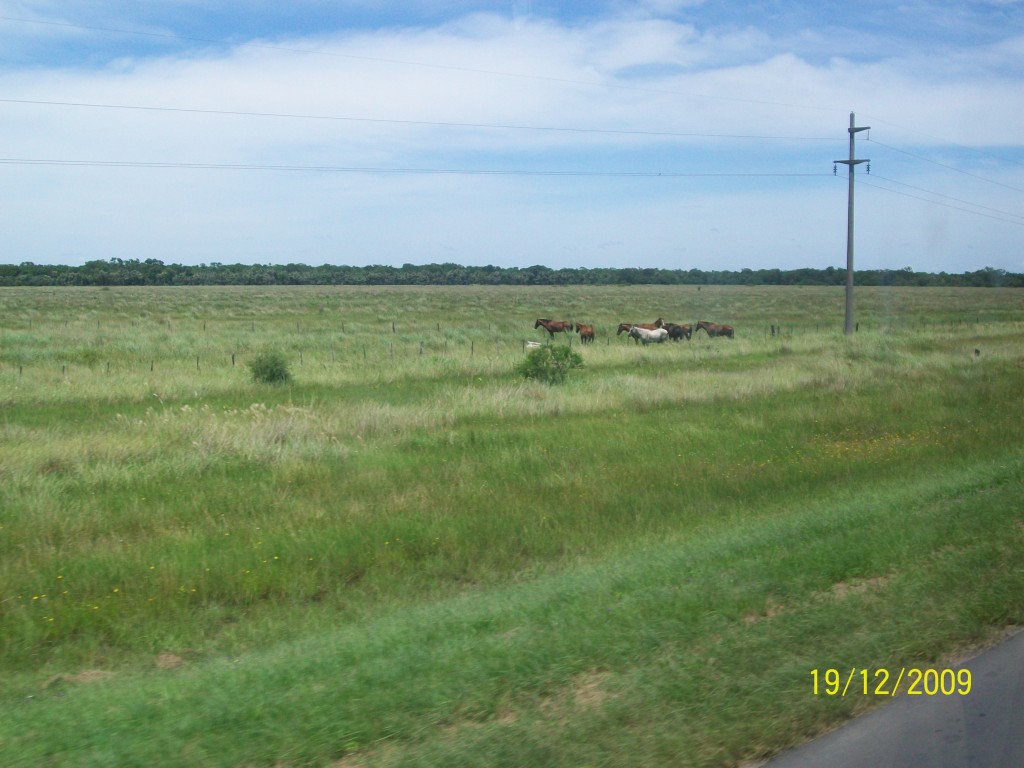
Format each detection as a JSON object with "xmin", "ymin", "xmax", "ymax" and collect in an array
[{"xmin": 0, "ymin": 455, "xmax": 1020, "ymax": 767}]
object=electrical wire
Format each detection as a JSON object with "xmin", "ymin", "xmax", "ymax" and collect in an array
[
  {"xmin": 0, "ymin": 157, "xmax": 832, "ymax": 177},
  {"xmin": 0, "ymin": 98, "xmax": 837, "ymax": 142},
  {"xmin": 858, "ymin": 177, "xmax": 1024, "ymax": 227},
  {"xmin": 868, "ymin": 174, "xmax": 1024, "ymax": 223},
  {"xmin": 868, "ymin": 138, "xmax": 1024, "ymax": 195}
]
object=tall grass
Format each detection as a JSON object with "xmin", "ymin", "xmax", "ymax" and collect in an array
[{"xmin": 0, "ymin": 285, "xmax": 1022, "ymax": 766}]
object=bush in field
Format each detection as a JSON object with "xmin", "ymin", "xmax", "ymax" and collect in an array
[
  {"xmin": 516, "ymin": 344, "xmax": 583, "ymax": 384},
  {"xmin": 249, "ymin": 350, "xmax": 292, "ymax": 384}
]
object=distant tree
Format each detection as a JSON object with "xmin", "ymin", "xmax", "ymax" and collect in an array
[{"xmin": 1, "ymin": 258, "xmax": 1021, "ymax": 288}]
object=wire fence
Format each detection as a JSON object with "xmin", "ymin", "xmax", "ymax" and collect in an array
[{"xmin": 1, "ymin": 314, "xmax": 1013, "ymax": 381}]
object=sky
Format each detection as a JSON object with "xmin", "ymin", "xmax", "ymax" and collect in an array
[{"xmin": 1, "ymin": 0, "xmax": 1022, "ymax": 273}]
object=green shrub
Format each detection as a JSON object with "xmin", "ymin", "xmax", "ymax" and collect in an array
[
  {"xmin": 515, "ymin": 344, "xmax": 583, "ymax": 384},
  {"xmin": 248, "ymin": 350, "xmax": 292, "ymax": 384}
]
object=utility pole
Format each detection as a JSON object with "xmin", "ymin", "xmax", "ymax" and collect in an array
[{"xmin": 835, "ymin": 112, "xmax": 870, "ymax": 335}]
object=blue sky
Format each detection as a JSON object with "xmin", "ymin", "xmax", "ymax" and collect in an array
[{"xmin": 2, "ymin": 1, "xmax": 1022, "ymax": 273}]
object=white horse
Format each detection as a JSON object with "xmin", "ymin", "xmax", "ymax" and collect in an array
[{"xmin": 628, "ymin": 326, "xmax": 669, "ymax": 345}]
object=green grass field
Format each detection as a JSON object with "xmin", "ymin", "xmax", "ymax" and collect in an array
[{"xmin": 1, "ymin": 284, "xmax": 1022, "ymax": 767}]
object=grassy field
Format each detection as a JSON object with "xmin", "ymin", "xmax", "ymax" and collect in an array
[{"xmin": 1, "ymin": 284, "xmax": 1022, "ymax": 767}]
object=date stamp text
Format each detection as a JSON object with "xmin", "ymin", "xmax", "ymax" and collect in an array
[{"xmin": 810, "ymin": 667, "xmax": 971, "ymax": 697}]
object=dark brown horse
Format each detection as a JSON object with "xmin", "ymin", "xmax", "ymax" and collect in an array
[
  {"xmin": 695, "ymin": 320, "xmax": 734, "ymax": 338},
  {"xmin": 575, "ymin": 323, "xmax": 595, "ymax": 344},
  {"xmin": 534, "ymin": 318, "xmax": 573, "ymax": 338},
  {"xmin": 663, "ymin": 322, "xmax": 692, "ymax": 341}
]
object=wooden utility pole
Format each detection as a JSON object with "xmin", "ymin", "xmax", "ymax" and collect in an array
[{"xmin": 836, "ymin": 113, "xmax": 870, "ymax": 335}]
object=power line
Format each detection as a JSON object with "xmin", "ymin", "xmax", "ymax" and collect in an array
[
  {"xmin": 864, "ymin": 114, "xmax": 1024, "ymax": 171},
  {"xmin": 0, "ymin": 157, "xmax": 832, "ymax": 177},
  {"xmin": 868, "ymin": 174, "xmax": 1024, "ymax": 223},
  {"xmin": 0, "ymin": 15, "xmax": 218, "ymax": 45},
  {"xmin": 0, "ymin": 98, "xmax": 836, "ymax": 142},
  {"xmin": 868, "ymin": 138, "xmax": 1024, "ymax": 195},
  {"xmin": 859, "ymin": 177, "xmax": 1024, "ymax": 227}
]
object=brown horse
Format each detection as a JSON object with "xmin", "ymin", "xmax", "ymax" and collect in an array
[
  {"xmin": 534, "ymin": 318, "xmax": 573, "ymax": 338},
  {"xmin": 575, "ymin": 323, "xmax": 595, "ymax": 344},
  {"xmin": 695, "ymin": 320, "xmax": 734, "ymax": 338}
]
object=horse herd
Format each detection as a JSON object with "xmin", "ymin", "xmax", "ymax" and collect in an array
[{"xmin": 534, "ymin": 318, "xmax": 734, "ymax": 345}]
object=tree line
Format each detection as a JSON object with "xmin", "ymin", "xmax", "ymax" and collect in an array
[{"xmin": 2, "ymin": 259, "xmax": 1020, "ymax": 288}]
